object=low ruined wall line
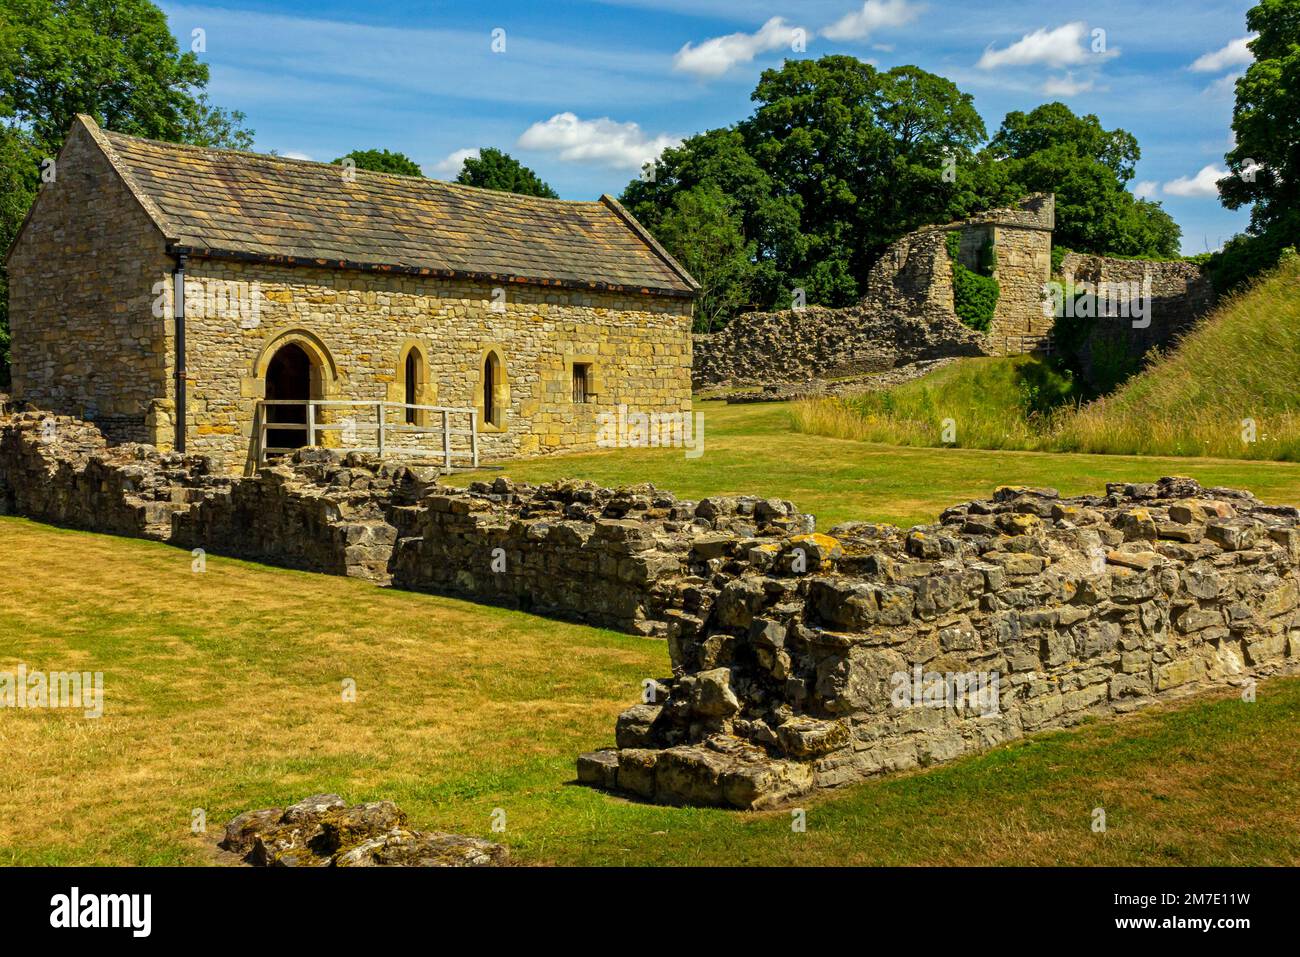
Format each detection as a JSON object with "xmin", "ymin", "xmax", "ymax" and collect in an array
[{"xmin": 3, "ymin": 410, "xmax": 1297, "ymax": 811}]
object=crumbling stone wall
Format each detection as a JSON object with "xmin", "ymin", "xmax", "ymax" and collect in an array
[
  {"xmin": 578, "ymin": 477, "xmax": 1300, "ymax": 809},
  {"xmin": 1057, "ymin": 252, "xmax": 1214, "ymax": 391},
  {"xmin": 390, "ymin": 479, "xmax": 811, "ymax": 633},
  {"xmin": 5, "ymin": 411, "xmax": 1298, "ymax": 810},
  {"xmin": 693, "ymin": 195, "xmax": 1055, "ymax": 390}
]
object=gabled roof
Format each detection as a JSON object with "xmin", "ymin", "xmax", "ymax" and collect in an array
[{"xmin": 74, "ymin": 115, "xmax": 698, "ymax": 298}]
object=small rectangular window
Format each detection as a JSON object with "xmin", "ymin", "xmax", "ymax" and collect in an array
[{"xmin": 572, "ymin": 363, "xmax": 592, "ymax": 403}]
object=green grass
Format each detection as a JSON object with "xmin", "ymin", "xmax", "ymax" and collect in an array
[
  {"xmin": 792, "ymin": 256, "xmax": 1300, "ymax": 461},
  {"xmin": 452, "ymin": 399, "xmax": 1300, "ymax": 529},
  {"xmin": 2, "ymin": 514, "xmax": 1299, "ymax": 866}
]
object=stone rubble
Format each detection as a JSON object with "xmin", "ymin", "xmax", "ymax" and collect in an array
[
  {"xmin": 219, "ymin": 794, "xmax": 508, "ymax": 867},
  {"xmin": 579, "ymin": 477, "xmax": 1300, "ymax": 808}
]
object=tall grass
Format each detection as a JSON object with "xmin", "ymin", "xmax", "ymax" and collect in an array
[{"xmin": 792, "ymin": 256, "xmax": 1300, "ymax": 461}]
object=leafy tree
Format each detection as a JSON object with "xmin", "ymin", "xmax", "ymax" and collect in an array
[
  {"xmin": 741, "ymin": 57, "xmax": 990, "ymax": 302},
  {"xmin": 0, "ymin": 0, "xmax": 250, "ymax": 154},
  {"xmin": 988, "ymin": 103, "xmax": 1180, "ymax": 258},
  {"xmin": 1214, "ymin": 0, "xmax": 1300, "ymax": 289},
  {"xmin": 0, "ymin": 125, "xmax": 38, "ymax": 385},
  {"xmin": 456, "ymin": 147, "xmax": 558, "ymax": 198},
  {"xmin": 332, "ymin": 148, "xmax": 423, "ymax": 177},
  {"xmin": 654, "ymin": 184, "xmax": 754, "ymax": 333}
]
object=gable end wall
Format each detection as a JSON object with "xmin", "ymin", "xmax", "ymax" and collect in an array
[{"xmin": 7, "ymin": 123, "xmax": 173, "ymax": 445}]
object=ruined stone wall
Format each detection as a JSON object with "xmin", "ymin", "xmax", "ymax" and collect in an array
[
  {"xmin": 579, "ymin": 477, "xmax": 1300, "ymax": 809},
  {"xmin": 390, "ymin": 480, "xmax": 811, "ymax": 633},
  {"xmin": 692, "ymin": 195, "xmax": 1055, "ymax": 390},
  {"xmin": 6, "ymin": 122, "xmax": 174, "ymax": 446},
  {"xmin": 1057, "ymin": 252, "xmax": 1214, "ymax": 390}
]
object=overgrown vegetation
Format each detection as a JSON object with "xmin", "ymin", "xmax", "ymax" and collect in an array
[
  {"xmin": 946, "ymin": 231, "xmax": 999, "ymax": 332},
  {"xmin": 793, "ymin": 255, "xmax": 1300, "ymax": 461}
]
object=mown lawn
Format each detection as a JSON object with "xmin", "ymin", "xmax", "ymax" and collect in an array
[
  {"xmin": 1, "ymin": 517, "xmax": 1299, "ymax": 866},
  {"xmin": 452, "ymin": 400, "xmax": 1300, "ymax": 529}
]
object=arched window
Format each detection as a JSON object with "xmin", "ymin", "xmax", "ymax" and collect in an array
[
  {"xmin": 404, "ymin": 350, "xmax": 418, "ymax": 423},
  {"xmin": 483, "ymin": 351, "xmax": 499, "ymax": 426}
]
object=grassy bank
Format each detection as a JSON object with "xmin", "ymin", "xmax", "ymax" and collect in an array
[{"xmin": 792, "ymin": 256, "xmax": 1300, "ymax": 461}]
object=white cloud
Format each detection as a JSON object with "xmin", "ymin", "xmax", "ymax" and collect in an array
[
  {"xmin": 1042, "ymin": 73, "xmax": 1093, "ymax": 96},
  {"xmin": 1163, "ymin": 165, "xmax": 1227, "ymax": 198},
  {"xmin": 428, "ymin": 148, "xmax": 479, "ymax": 179},
  {"xmin": 821, "ymin": 0, "xmax": 920, "ymax": 41},
  {"xmin": 1132, "ymin": 180, "xmax": 1159, "ymax": 200},
  {"xmin": 673, "ymin": 16, "xmax": 806, "ymax": 78},
  {"xmin": 1190, "ymin": 36, "xmax": 1254, "ymax": 73},
  {"xmin": 1203, "ymin": 72, "xmax": 1242, "ymax": 98},
  {"xmin": 977, "ymin": 21, "xmax": 1114, "ymax": 70},
  {"xmin": 281, "ymin": 151, "xmax": 313, "ymax": 161},
  {"xmin": 517, "ymin": 113, "xmax": 680, "ymax": 170}
]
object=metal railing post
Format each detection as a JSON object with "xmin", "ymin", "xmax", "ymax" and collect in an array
[
  {"xmin": 470, "ymin": 411, "xmax": 479, "ymax": 468},
  {"xmin": 442, "ymin": 409, "xmax": 451, "ymax": 471},
  {"xmin": 306, "ymin": 401, "xmax": 316, "ymax": 448}
]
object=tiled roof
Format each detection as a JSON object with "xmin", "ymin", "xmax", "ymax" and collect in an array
[{"xmin": 82, "ymin": 116, "xmax": 697, "ymax": 298}]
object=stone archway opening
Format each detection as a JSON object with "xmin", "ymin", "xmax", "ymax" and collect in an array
[{"xmin": 265, "ymin": 342, "xmax": 315, "ymax": 453}]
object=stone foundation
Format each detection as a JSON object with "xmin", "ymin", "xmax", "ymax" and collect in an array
[{"xmin": 579, "ymin": 477, "xmax": 1300, "ymax": 808}]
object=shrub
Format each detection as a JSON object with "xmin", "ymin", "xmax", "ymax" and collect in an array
[{"xmin": 951, "ymin": 264, "xmax": 999, "ymax": 332}]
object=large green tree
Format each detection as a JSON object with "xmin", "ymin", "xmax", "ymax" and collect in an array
[
  {"xmin": 987, "ymin": 103, "xmax": 1181, "ymax": 258},
  {"xmin": 456, "ymin": 147, "xmax": 558, "ymax": 198},
  {"xmin": 332, "ymin": 148, "xmax": 423, "ymax": 176},
  {"xmin": 654, "ymin": 184, "xmax": 755, "ymax": 333},
  {"xmin": 1215, "ymin": 0, "xmax": 1300, "ymax": 289},
  {"xmin": 0, "ymin": 0, "xmax": 251, "ymax": 385}
]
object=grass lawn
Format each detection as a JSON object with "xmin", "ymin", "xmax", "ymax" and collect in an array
[
  {"xmin": 4, "ymin": 404, "xmax": 1300, "ymax": 865},
  {"xmin": 2, "ymin": 516, "xmax": 1299, "ymax": 866},
  {"xmin": 452, "ymin": 400, "xmax": 1300, "ymax": 528}
]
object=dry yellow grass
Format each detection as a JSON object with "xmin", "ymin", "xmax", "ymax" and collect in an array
[{"xmin": 3, "ymin": 515, "xmax": 1300, "ymax": 866}]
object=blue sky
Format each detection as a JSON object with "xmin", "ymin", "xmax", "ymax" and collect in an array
[{"xmin": 160, "ymin": 0, "xmax": 1257, "ymax": 254}]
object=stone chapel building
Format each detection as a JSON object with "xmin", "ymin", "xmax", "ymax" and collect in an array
[{"xmin": 6, "ymin": 115, "xmax": 697, "ymax": 473}]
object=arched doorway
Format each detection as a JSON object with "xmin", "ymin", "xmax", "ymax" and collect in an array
[{"xmin": 265, "ymin": 342, "xmax": 314, "ymax": 453}]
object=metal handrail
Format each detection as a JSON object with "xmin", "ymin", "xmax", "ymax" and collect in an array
[{"xmin": 254, "ymin": 399, "xmax": 479, "ymax": 471}]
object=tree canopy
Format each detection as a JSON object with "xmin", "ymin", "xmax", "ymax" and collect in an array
[
  {"xmin": 332, "ymin": 148, "xmax": 424, "ymax": 177},
  {"xmin": 623, "ymin": 55, "xmax": 1178, "ymax": 330},
  {"xmin": 1213, "ymin": 0, "xmax": 1300, "ymax": 289},
  {"xmin": 455, "ymin": 147, "xmax": 559, "ymax": 198}
]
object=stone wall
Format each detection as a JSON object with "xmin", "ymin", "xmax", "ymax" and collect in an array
[
  {"xmin": 390, "ymin": 480, "xmax": 811, "ymax": 633},
  {"xmin": 1057, "ymin": 252, "xmax": 1214, "ymax": 390},
  {"xmin": 693, "ymin": 195, "xmax": 1054, "ymax": 391},
  {"xmin": 578, "ymin": 477, "xmax": 1300, "ymax": 809},
  {"xmin": 6, "ymin": 121, "xmax": 174, "ymax": 446},
  {"xmin": 173, "ymin": 260, "xmax": 693, "ymax": 472}
]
